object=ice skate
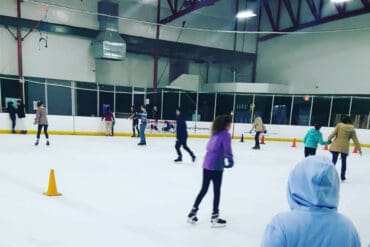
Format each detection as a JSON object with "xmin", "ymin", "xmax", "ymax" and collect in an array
[
  {"xmin": 191, "ymin": 155, "xmax": 196, "ymax": 163},
  {"xmin": 252, "ymin": 145, "xmax": 260, "ymax": 150},
  {"xmin": 187, "ymin": 208, "xmax": 198, "ymax": 224},
  {"xmin": 138, "ymin": 142, "xmax": 146, "ymax": 146},
  {"xmin": 211, "ymin": 214, "xmax": 227, "ymax": 228},
  {"xmin": 34, "ymin": 140, "xmax": 39, "ymax": 146},
  {"xmin": 174, "ymin": 157, "xmax": 182, "ymax": 163},
  {"xmin": 46, "ymin": 140, "xmax": 50, "ymax": 146}
]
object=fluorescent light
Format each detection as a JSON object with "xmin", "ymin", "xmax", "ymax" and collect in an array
[
  {"xmin": 331, "ymin": 0, "xmax": 351, "ymax": 3},
  {"xmin": 236, "ymin": 10, "xmax": 256, "ymax": 19}
]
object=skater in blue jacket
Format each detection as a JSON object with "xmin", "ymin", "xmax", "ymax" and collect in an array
[
  {"xmin": 260, "ymin": 156, "xmax": 360, "ymax": 247},
  {"xmin": 303, "ymin": 124, "xmax": 330, "ymax": 157}
]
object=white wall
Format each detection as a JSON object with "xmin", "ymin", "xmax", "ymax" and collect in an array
[
  {"xmin": 1, "ymin": 113, "xmax": 370, "ymax": 146},
  {"xmin": 0, "ymin": 0, "xmax": 254, "ymax": 51},
  {"xmin": 256, "ymin": 13, "xmax": 370, "ymax": 94},
  {"xmin": 0, "ymin": 25, "xmax": 169, "ymax": 88}
]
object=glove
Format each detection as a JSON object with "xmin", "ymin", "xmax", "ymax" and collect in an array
[{"xmin": 224, "ymin": 159, "xmax": 234, "ymax": 169}]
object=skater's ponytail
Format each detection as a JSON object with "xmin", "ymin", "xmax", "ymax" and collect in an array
[{"xmin": 212, "ymin": 115, "xmax": 232, "ymax": 135}]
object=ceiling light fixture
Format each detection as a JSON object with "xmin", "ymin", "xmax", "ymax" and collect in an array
[
  {"xmin": 236, "ymin": 10, "xmax": 257, "ymax": 19},
  {"xmin": 331, "ymin": 0, "xmax": 352, "ymax": 3}
]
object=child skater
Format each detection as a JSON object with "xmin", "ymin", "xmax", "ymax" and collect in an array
[
  {"xmin": 303, "ymin": 124, "xmax": 330, "ymax": 157},
  {"xmin": 34, "ymin": 101, "xmax": 50, "ymax": 146},
  {"xmin": 187, "ymin": 115, "xmax": 234, "ymax": 227},
  {"xmin": 130, "ymin": 105, "xmax": 147, "ymax": 146},
  {"xmin": 174, "ymin": 107, "xmax": 196, "ymax": 163},
  {"xmin": 130, "ymin": 106, "xmax": 139, "ymax": 137},
  {"xmin": 250, "ymin": 114, "xmax": 265, "ymax": 150}
]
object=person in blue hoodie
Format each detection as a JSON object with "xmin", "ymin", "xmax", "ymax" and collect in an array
[
  {"xmin": 260, "ymin": 156, "xmax": 361, "ymax": 247},
  {"xmin": 303, "ymin": 124, "xmax": 330, "ymax": 157},
  {"xmin": 174, "ymin": 108, "xmax": 196, "ymax": 163}
]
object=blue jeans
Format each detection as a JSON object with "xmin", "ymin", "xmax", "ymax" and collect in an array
[
  {"xmin": 139, "ymin": 123, "xmax": 147, "ymax": 143},
  {"xmin": 331, "ymin": 151, "xmax": 348, "ymax": 179}
]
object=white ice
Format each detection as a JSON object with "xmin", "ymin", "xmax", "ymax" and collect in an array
[{"xmin": 0, "ymin": 134, "xmax": 369, "ymax": 247}]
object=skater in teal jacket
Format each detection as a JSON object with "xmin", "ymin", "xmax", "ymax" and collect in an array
[
  {"xmin": 303, "ymin": 124, "xmax": 330, "ymax": 157},
  {"xmin": 260, "ymin": 156, "xmax": 361, "ymax": 247}
]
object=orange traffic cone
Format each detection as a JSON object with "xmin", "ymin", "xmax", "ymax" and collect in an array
[
  {"xmin": 291, "ymin": 138, "xmax": 297, "ymax": 148},
  {"xmin": 324, "ymin": 145, "xmax": 329, "ymax": 151},
  {"xmin": 261, "ymin": 135, "xmax": 266, "ymax": 145},
  {"xmin": 44, "ymin": 169, "xmax": 62, "ymax": 196},
  {"xmin": 353, "ymin": 146, "xmax": 358, "ymax": 154}
]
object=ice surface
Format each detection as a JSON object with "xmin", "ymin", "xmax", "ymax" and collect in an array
[{"xmin": 0, "ymin": 134, "xmax": 369, "ymax": 247}]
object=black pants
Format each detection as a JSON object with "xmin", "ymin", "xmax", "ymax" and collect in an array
[
  {"xmin": 193, "ymin": 169, "xmax": 223, "ymax": 215},
  {"xmin": 304, "ymin": 147, "xmax": 317, "ymax": 157},
  {"xmin": 332, "ymin": 151, "xmax": 348, "ymax": 179},
  {"xmin": 255, "ymin": 131, "xmax": 261, "ymax": 147},
  {"xmin": 132, "ymin": 121, "xmax": 139, "ymax": 136},
  {"xmin": 37, "ymin": 125, "xmax": 49, "ymax": 139},
  {"xmin": 10, "ymin": 117, "xmax": 16, "ymax": 130},
  {"xmin": 175, "ymin": 139, "xmax": 194, "ymax": 159}
]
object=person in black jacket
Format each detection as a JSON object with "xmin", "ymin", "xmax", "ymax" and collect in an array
[
  {"xmin": 130, "ymin": 106, "xmax": 139, "ymax": 138},
  {"xmin": 17, "ymin": 100, "xmax": 27, "ymax": 134},
  {"xmin": 174, "ymin": 108, "xmax": 196, "ymax": 163},
  {"xmin": 7, "ymin": 101, "xmax": 16, "ymax": 133}
]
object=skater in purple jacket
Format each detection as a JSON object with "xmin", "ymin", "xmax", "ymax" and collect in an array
[{"xmin": 187, "ymin": 115, "xmax": 234, "ymax": 228}]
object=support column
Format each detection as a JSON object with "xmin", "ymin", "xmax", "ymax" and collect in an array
[
  {"xmin": 152, "ymin": 0, "xmax": 161, "ymax": 106},
  {"xmin": 213, "ymin": 92, "xmax": 217, "ymax": 120},
  {"xmin": 289, "ymin": 96, "xmax": 294, "ymax": 125},
  {"xmin": 308, "ymin": 96, "xmax": 314, "ymax": 126},
  {"xmin": 252, "ymin": 2, "xmax": 262, "ymax": 82},
  {"xmin": 348, "ymin": 96, "xmax": 353, "ymax": 115},
  {"xmin": 16, "ymin": 0, "xmax": 25, "ymax": 101},
  {"xmin": 328, "ymin": 96, "xmax": 334, "ymax": 127},
  {"xmin": 270, "ymin": 95, "xmax": 275, "ymax": 124}
]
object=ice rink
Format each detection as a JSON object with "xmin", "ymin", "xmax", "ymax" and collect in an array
[{"xmin": 0, "ymin": 134, "xmax": 369, "ymax": 247}]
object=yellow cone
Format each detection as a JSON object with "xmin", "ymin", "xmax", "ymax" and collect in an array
[{"xmin": 44, "ymin": 169, "xmax": 62, "ymax": 196}]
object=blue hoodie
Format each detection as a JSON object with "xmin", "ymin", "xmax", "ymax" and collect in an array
[
  {"xmin": 261, "ymin": 156, "xmax": 361, "ymax": 247},
  {"xmin": 303, "ymin": 128, "xmax": 330, "ymax": 149}
]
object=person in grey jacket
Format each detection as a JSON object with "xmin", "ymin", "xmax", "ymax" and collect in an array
[{"xmin": 34, "ymin": 101, "xmax": 49, "ymax": 146}]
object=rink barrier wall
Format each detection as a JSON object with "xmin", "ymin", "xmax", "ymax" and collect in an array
[{"xmin": 0, "ymin": 113, "xmax": 370, "ymax": 148}]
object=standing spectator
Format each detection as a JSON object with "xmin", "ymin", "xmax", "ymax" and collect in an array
[
  {"xmin": 17, "ymin": 100, "xmax": 27, "ymax": 134},
  {"xmin": 328, "ymin": 116, "xmax": 362, "ymax": 181},
  {"xmin": 260, "ymin": 156, "xmax": 360, "ymax": 247},
  {"xmin": 130, "ymin": 105, "xmax": 147, "ymax": 146},
  {"xmin": 303, "ymin": 124, "xmax": 330, "ymax": 157},
  {"xmin": 34, "ymin": 101, "xmax": 49, "ymax": 146},
  {"xmin": 129, "ymin": 106, "xmax": 139, "ymax": 137},
  {"xmin": 187, "ymin": 115, "xmax": 234, "ymax": 227},
  {"xmin": 102, "ymin": 107, "xmax": 114, "ymax": 136},
  {"xmin": 250, "ymin": 115, "xmax": 265, "ymax": 150},
  {"xmin": 7, "ymin": 101, "xmax": 16, "ymax": 134},
  {"xmin": 174, "ymin": 108, "xmax": 196, "ymax": 163}
]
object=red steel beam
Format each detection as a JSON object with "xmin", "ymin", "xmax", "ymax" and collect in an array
[
  {"xmin": 159, "ymin": 0, "xmax": 219, "ymax": 24},
  {"xmin": 16, "ymin": 0, "xmax": 24, "ymax": 101}
]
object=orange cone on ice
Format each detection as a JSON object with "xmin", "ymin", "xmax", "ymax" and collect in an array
[
  {"xmin": 324, "ymin": 145, "xmax": 329, "ymax": 151},
  {"xmin": 291, "ymin": 138, "xmax": 297, "ymax": 148},
  {"xmin": 261, "ymin": 135, "xmax": 266, "ymax": 145},
  {"xmin": 44, "ymin": 169, "xmax": 62, "ymax": 196},
  {"xmin": 353, "ymin": 146, "xmax": 358, "ymax": 154}
]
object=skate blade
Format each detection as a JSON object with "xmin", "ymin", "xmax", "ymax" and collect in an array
[
  {"xmin": 187, "ymin": 218, "xmax": 198, "ymax": 225},
  {"xmin": 211, "ymin": 223, "xmax": 227, "ymax": 228}
]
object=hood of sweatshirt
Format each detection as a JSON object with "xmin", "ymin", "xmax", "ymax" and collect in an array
[
  {"xmin": 287, "ymin": 156, "xmax": 340, "ymax": 211},
  {"xmin": 338, "ymin": 123, "xmax": 355, "ymax": 132}
]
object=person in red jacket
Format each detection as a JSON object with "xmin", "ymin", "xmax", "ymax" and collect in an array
[{"xmin": 102, "ymin": 107, "xmax": 115, "ymax": 136}]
